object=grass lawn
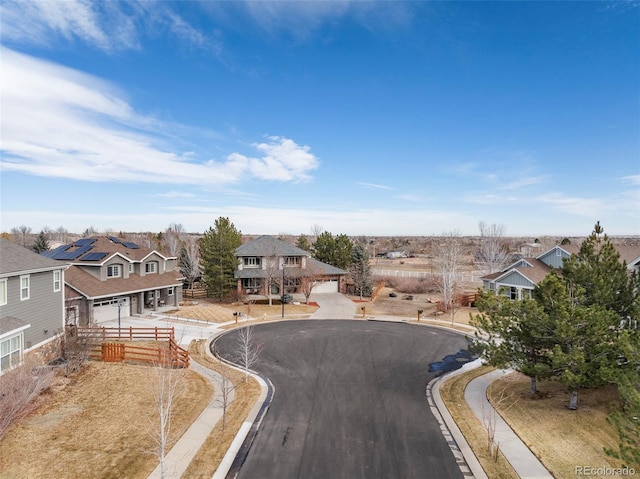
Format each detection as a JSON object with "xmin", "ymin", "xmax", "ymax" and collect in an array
[
  {"xmin": 440, "ymin": 367, "xmax": 629, "ymax": 479},
  {"xmin": 0, "ymin": 360, "xmax": 213, "ymax": 479}
]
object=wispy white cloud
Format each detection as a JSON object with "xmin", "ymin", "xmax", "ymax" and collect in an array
[
  {"xmin": 0, "ymin": 48, "xmax": 319, "ymax": 186},
  {"xmin": 0, "ymin": 0, "xmax": 215, "ymax": 53},
  {"xmin": 157, "ymin": 191, "xmax": 196, "ymax": 199},
  {"xmin": 357, "ymin": 181, "xmax": 394, "ymax": 190},
  {"xmin": 621, "ymin": 174, "xmax": 640, "ymax": 185}
]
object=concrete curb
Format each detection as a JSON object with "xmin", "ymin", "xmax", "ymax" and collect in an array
[
  {"xmin": 427, "ymin": 359, "xmax": 488, "ymax": 479},
  {"xmin": 210, "ymin": 331, "xmax": 275, "ymax": 479}
]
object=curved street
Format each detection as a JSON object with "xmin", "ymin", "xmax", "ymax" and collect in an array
[{"xmin": 214, "ymin": 320, "xmax": 472, "ymax": 479}]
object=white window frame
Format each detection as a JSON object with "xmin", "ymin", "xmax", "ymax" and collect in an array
[
  {"xmin": 53, "ymin": 270, "xmax": 61, "ymax": 292},
  {"xmin": 20, "ymin": 275, "xmax": 30, "ymax": 301},
  {"xmin": 129, "ymin": 263, "xmax": 134, "ymax": 273},
  {"xmin": 243, "ymin": 257, "xmax": 261, "ymax": 268},
  {"xmin": 1, "ymin": 333, "xmax": 23, "ymax": 374},
  {"xmin": 168, "ymin": 287, "xmax": 174, "ymax": 296},
  {"xmin": 145, "ymin": 261, "xmax": 158, "ymax": 274},
  {"xmin": 107, "ymin": 265, "xmax": 121, "ymax": 278},
  {"xmin": 284, "ymin": 256, "xmax": 301, "ymax": 267},
  {"xmin": 0, "ymin": 278, "xmax": 7, "ymax": 306}
]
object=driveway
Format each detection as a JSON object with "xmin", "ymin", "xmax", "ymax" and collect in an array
[
  {"xmin": 214, "ymin": 320, "xmax": 471, "ymax": 479},
  {"xmin": 308, "ymin": 293, "xmax": 357, "ymax": 319}
]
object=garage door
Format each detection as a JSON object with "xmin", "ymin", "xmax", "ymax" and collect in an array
[
  {"xmin": 312, "ymin": 280, "xmax": 338, "ymax": 293},
  {"xmin": 92, "ymin": 298, "xmax": 130, "ymax": 323}
]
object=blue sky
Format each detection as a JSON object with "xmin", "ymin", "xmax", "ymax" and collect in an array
[{"xmin": 1, "ymin": 1, "xmax": 638, "ymax": 237}]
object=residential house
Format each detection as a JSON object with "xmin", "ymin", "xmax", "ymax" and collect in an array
[
  {"xmin": 0, "ymin": 238, "xmax": 67, "ymax": 374},
  {"xmin": 235, "ymin": 235, "xmax": 347, "ymax": 297},
  {"xmin": 43, "ymin": 236, "xmax": 184, "ymax": 325},
  {"xmin": 482, "ymin": 243, "xmax": 640, "ymax": 300}
]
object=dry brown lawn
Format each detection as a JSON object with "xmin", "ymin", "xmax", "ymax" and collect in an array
[
  {"xmin": 181, "ymin": 340, "xmax": 261, "ymax": 478},
  {"xmin": 489, "ymin": 373, "xmax": 626, "ymax": 477},
  {"xmin": 440, "ymin": 367, "xmax": 628, "ymax": 479},
  {"xmin": 0, "ymin": 361, "xmax": 213, "ymax": 479}
]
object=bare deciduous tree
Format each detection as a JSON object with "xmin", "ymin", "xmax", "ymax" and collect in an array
[
  {"xmin": 262, "ymin": 246, "xmax": 282, "ymax": 306},
  {"xmin": 434, "ymin": 230, "xmax": 462, "ymax": 323},
  {"xmin": 297, "ymin": 259, "xmax": 324, "ymax": 304},
  {"xmin": 236, "ymin": 326, "xmax": 263, "ymax": 382},
  {"xmin": 147, "ymin": 354, "xmax": 186, "ymax": 478},
  {"xmin": 0, "ymin": 360, "xmax": 54, "ymax": 440},
  {"xmin": 477, "ymin": 221, "xmax": 511, "ymax": 274}
]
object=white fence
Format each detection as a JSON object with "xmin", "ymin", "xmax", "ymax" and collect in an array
[{"xmin": 372, "ymin": 269, "xmax": 480, "ymax": 284}]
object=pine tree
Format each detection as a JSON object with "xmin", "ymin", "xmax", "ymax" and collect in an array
[
  {"xmin": 472, "ymin": 290, "xmax": 555, "ymax": 395},
  {"xmin": 31, "ymin": 231, "xmax": 49, "ymax": 254},
  {"xmin": 312, "ymin": 232, "xmax": 353, "ymax": 269},
  {"xmin": 295, "ymin": 234, "xmax": 312, "ymax": 252},
  {"xmin": 199, "ymin": 217, "xmax": 242, "ymax": 301}
]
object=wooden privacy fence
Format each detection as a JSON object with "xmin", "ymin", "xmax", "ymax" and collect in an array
[{"xmin": 77, "ymin": 327, "xmax": 189, "ymax": 368}]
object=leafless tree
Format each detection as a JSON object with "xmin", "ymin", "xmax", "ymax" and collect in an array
[
  {"xmin": 163, "ymin": 223, "xmax": 186, "ymax": 256},
  {"xmin": 434, "ymin": 230, "xmax": 462, "ymax": 323},
  {"xmin": 0, "ymin": 360, "xmax": 54, "ymax": 440},
  {"xmin": 310, "ymin": 224, "xmax": 324, "ymax": 240},
  {"xmin": 53, "ymin": 226, "xmax": 68, "ymax": 243},
  {"xmin": 481, "ymin": 382, "xmax": 517, "ymax": 461},
  {"xmin": 477, "ymin": 221, "xmax": 511, "ymax": 274},
  {"xmin": 147, "ymin": 355, "xmax": 186, "ymax": 479},
  {"xmin": 297, "ymin": 259, "xmax": 324, "ymax": 304},
  {"xmin": 236, "ymin": 326, "xmax": 263, "ymax": 382},
  {"xmin": 214, "ymin": 362, "xmax": 236, "ymax": 431},
  {"xmin": 10, "ymin": 225, "xmax": 32, "ymax": 247},
  {"xmin": 262, "ymin": 247, "xmax": 282, "ymax": 306},
  {"xmin": 180, "ymin": 235, "xmax": 201, "ymax": 290}
]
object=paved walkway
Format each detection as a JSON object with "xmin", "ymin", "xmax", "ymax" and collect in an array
[{"xmin": 104, "ymin": 295, "xmax": 552, "ymax": 479}]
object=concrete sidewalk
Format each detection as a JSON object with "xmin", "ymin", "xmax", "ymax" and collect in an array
[{"xmin": 430, "ymin": 361, "xmax": 553, "ymax": 479}]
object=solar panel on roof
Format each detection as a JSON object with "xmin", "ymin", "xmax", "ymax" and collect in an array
[
  {"xmin": 74, "ymin": 238, "xmax": 96, "ymax": 246},
  {"xmin": 82, "ymin": 252, "xmax": 108, "ymax": 261},
  {"xmin": 108, "ymin": 236, "xmax": 122, "ymax": 244},
  {"xmin": 123, "ymin": 241, "xmax": 140, "ymax": 249},
  {"xmin": 55, "ymin": 244, "xmax": 93, "ymax": 260}
]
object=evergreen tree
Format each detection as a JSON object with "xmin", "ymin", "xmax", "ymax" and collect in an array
[
  {"xmin": 312, "ymin": 232, "xmax": 353, "ymax": 269},
  {"xmin": 348, "ymin": 243, "xmax": 372, "ymax": 300},
  {"xmin": 199, "ymin": 217, "xmax": 242, "ymax": 301},
  {"xmin": 31, "ymin": 231, "xmax": 49, "ymax": 254},
  {"xmin": 472, "ymin": 290, "xmax": 555, "ymax": 394},
  {"xmin": 296, "ymin": 234, "xmax": 312, "ymax": 252}
]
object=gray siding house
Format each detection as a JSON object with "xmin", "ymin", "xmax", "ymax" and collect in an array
[
  {"xmin": 482, "ymin": 243, "xmax": 640, "ymax": 300},
  {"xmin": 0, "ymin": 238, "xmax": 67, "ymax": 374}
]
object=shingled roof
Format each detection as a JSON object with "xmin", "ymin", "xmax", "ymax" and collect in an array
[
  {"xmin": 236, "ymin": 235, "xmax": 311, "ymax": 257},
  {"xmin": 0, "ymin": 238, "xmax": 66, "ymax": 276}
]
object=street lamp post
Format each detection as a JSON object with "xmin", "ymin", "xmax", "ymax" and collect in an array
[{"xmin": 281, "ymin": 267, "xmax": 285, "ymax": 318}]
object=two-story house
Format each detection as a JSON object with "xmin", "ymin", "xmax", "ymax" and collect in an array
[
  {"xmin": 235, "ymin": 235, "xmax": 347, "ymax": 297},
  {"xmin": 43, "ymin": 236, "xmax": 184, "ymax": 325},
  {"xmin": 0, "ymin": 238, "xmax": 67, "ymax": 374},
  {"xmin": 482, "ymin": 243, "xmax": 640, "ymax": 300}
]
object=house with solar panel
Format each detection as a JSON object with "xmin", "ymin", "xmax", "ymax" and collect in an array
[
  {"xmin": 481, "ymin": 243, "xmax": 640, "ymax": 300},
  {"xmin": 0, "ymin": 238, "xmax": 67, "ymax": 374},
  {"xmin": 235, "ymin": 235, "xmax": 348, "ymax": 298},
  {"xmin": 42, "ymin": 236, "xmax": 184, "ymax": 325}
]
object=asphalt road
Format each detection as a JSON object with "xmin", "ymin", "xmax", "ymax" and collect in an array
[{"xmin": 214, "ymin": 320, "xmax": 471, "ymax": 479}]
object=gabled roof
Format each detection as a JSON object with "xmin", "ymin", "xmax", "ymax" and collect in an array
[
  {"xmin": 65, "ymin": 266, "xmax": 184, "ymax": 299},
  {"xmin": 236, "ymin": 235, "xmax": 310, "ymax": 257},
  {"xmin": 485, "ymin": 258, "xmax": 551, "ymax": 286},
  {"xmin": 0, "ymin": 238, "xmax": 66, "ymax": 276},
  {"xmin": 43, "ymin": 236, "xmax": 175, "ymax": 264},
  {"xmin": 0, "ymin": 316, "xmax": 30, "ymax": 337}
]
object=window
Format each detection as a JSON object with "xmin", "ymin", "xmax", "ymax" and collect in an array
[
  {"xmin": 1, "ymin": 334, "xmax": 23, "ymax": 374},
  {"xmin": 243, "ymin": 257, "xmax": 261, "ymax": 268},
  {"xmin": 20, "ymin": 275, "xmax": 30, "ymax": 300},
  {"xmin": 168, "ymin": 287, "xmax": 174, "ymax": 296},
  {"xmin": 107, "ymin": 265, "xmax": 121, "ymax": 278},
  {"xmin": 53, "ymin": 270, "xmax": 61, "ymax": 292},
  {"xmin": 129, "ymin": 263, "xmax": 134, "ymax": 273},
  {"xmin": 242, "ymin": 278, "xmax": 262, "ymax": 289},
  {"xmin": 0, "ymin": 279, "xmax": 6, "ymax": 306},
  {"xmin": 284, "ymin": 256, "xmax": 301, "ymax": 267},
  {"xmin": 145, "ymin": 261, "xmax": 158, "ymax": 274}
]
